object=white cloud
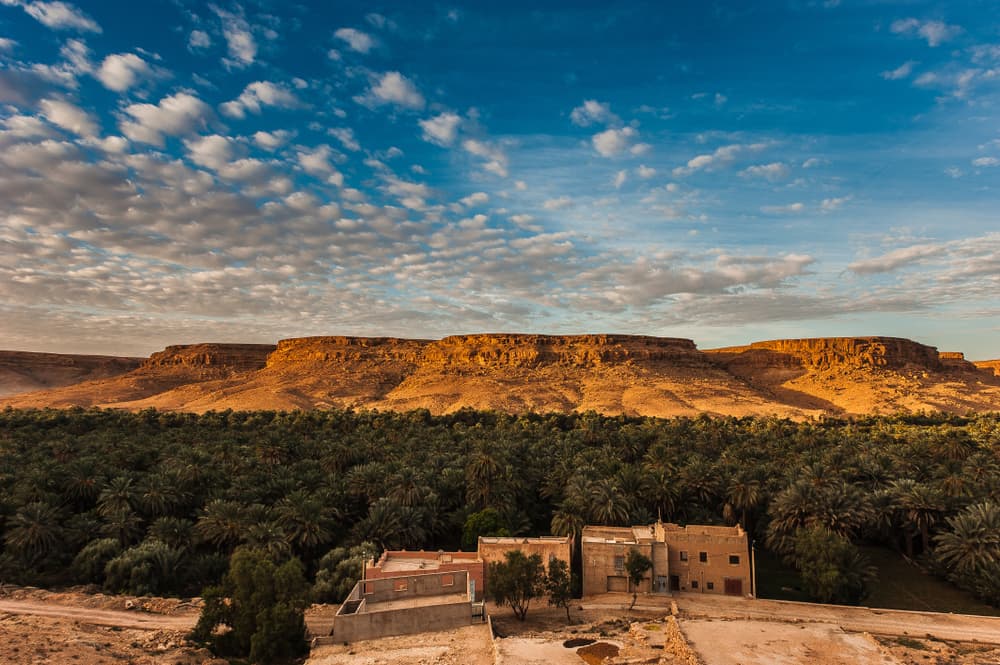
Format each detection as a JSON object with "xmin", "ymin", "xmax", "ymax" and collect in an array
[
  {"xmin": 334, "ymin": 27, "xmax": 375, "ymax": 53},
  {"xmin": 570, "ymin": 99, "xmax": 618, "ymax": 126},
  {"xmin": 0, "ymin": 37, "xmax": 16, "ymax": 52},
  {"xmin": 14, "ymin": 0, "xmax": 101, "ymax": 32},
  {"xmin": 460, "ymin": 191, "xmax": 489, "ymax": 207},
  {"xmin": 252, "ymin": 129, "xmax": 293, "ymax": 150},
  {"xmin": 220, "ymin": 81, "xmax": 300, "ymax": 118},
  {"xmin": 673, "ymin": 143, "xmax": 765, "ymax": 176},
  {"xmin": 760, "ymin": 202, "xmax": 804, "ymax": 214},
  {"xmin": 630, "ymin": 143, "xmax": 651, "ymax": 156},
  {"xmin": 419, "ymin": 111, "xmax": 461, "ymax": 146},
  {"xmin": 328, "ymin": 127, "xmax": 360, "ymax": 152},
  {"xmin": 184, "ymin": 134, "xmax": 236, "ymax": 170},
  {"xmin": 514, "ymin": 180, "xmax": 527, "ymax": 191},
  {"xmin": 613, "ymin": 169, "xmax": 627, "ymax": 189},
  {"xmin": 40, "ymin": 97, "xmax": 97, "ymax": 136},
  {"xmin": 972, "ymin": 156, "xmax": 999, "ymax": 167},
  {"xmin": 188, "ymin": 30, "xmax": 211, "ymax": 50},
  {"xmin": 297, "ymin": 144, "xmax": 343, "ymax": 186},
  {"xmin": 882, "ymin": 60, "xmax": 917, "ymax": 80},
  {"xmin": 890, "ymin": 18, "xmax": 962, "ymax": 47},
  {"xmin": 802, "ymin": 157, "xmax": 825, "ymax": 168},
  {"xmin": 96, "ymin": 53, "xmax": 152, "ymax": 92},
  {"xmin": 636, "ymin": 164, "xmax": 656, "ymax": 179},
  {"xmin": 360, "ymin": 71, "xmax": 424, "ymax": 110},
  {"xmin": 848, "ymin": 243, "xmax": 946, "ymax": 274},
  {"xmin": 462, "ymin": 139, "xmax": 508, "ymax": 177},
  {"xmin": 119, "ymin": 92, "xmax": 211, "ymax": 146},
  {"xmin": 820, "ymin": 195, "xmax": 851, "ymax": 211},
  {"xmin": 739, "ymin": 162, "xmax": 789, "ymax": 181},
  {"xmin": 542, "ymin": 196, "xmax": 573, "ymax": 210},
  {"xmin": 212, "ymin": 5, "xmax": 256, "ymax": 68},
  {"xmin": 592, "ymin": 126, "xmax": 637, "ymax": 157}
]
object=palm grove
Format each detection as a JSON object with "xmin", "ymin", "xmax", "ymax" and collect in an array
[{"xmin": 1, "ymin": 408, "xmax": 998, "ymax": 624}]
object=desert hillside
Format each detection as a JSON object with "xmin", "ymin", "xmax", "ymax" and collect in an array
[
  {"xmin": 0, "ymin": 351, "xmax": 143, "ymax": 398},
  {"xmin": 2, "ymin": 334, "xmax": 999, "ymax": 418}
]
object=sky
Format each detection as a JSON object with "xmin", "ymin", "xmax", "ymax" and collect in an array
[{"xmin": 0, "ymin": 1, "xmax": 998, "ymax": 359}]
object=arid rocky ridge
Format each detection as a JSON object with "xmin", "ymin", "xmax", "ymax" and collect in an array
[
  {"xmin": 0, "ymin": 351, "xmax": 143, "ymax": 398},
  {"xmin": 2, "ymin": 334, "xmax": 999, "ymax": 418}
]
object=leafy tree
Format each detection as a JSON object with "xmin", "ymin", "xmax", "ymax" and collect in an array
[
  {"xmin": 71, "ymin": 537, "xmax": 121, "ymax": 584},
  {"xmin": 462, "ymin": 508, "xmax": 510, "ymax": 550},
  {"xmin": 933, "ymin": 501, "xmax": 1000, "ymax": 603},
  {"xmin": 312, "ymin": 542, "xmax": 378, "ymax": 604},
  {"xmin": 192, "ymin": 548, "xmax": 309, "ymax": 664},
  {"xmin": 487, "ymin": 550, "xmax": 544, "ymax": 621},
  {"xmin": 792, "ymin": 527, "xmax": 876, "ymax": 604},
  {"xmin": 545, "ymin": 557, "xmax": 574, "ymax": 622},
  {"xmin": 103, "ymin": 539, "xmax": 186, "ymax": 596},
  {"xmin": 625, "ymin": 548, "xmax": 653, "ymax": 609}
]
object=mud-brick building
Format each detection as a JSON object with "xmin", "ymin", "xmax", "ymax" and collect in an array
[
  {"xmin": 332, "ymin": 570, "xmax": 485, "ymax": 643},
  {"xmin": 478, "ymin": 535, "xmax": 572, "ymax": 594},
  {"xmin": 365, "ymin": 550, "xmax": 485, "ymax": 601},
  {"xmin": 581, "ymin": 522, "xmax": 751, "ymax": 597}
]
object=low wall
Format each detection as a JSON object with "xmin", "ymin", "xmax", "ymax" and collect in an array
[{"xmin": 334, "ymin": 598, "xmax": 473, "ymax": 642}]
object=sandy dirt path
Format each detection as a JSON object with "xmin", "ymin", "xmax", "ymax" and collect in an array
[{"xmin": 0, "ymin": 599, "xmax": 199, "ymax": 630}]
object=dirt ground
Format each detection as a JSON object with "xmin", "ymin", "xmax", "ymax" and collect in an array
[
  {"xmin": 682, "ymin": 618, "xmax": 901, "ymax": 665},
  {"xmin": 4, "ymin": 585, "xmax": 1000, "ymax": 665}
]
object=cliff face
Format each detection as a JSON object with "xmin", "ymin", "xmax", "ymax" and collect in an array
[
  {"xmin": 707, "ymin": 337, "xmax": 942, "ymax": 371},
  {"xmin": 0, "ymin": 351, "xmax": 143, "ymax": 398},
  {"xmin": 974, "ymin": 360, "xmax": 1000, "ymax": 377},
  {"xmin": 144, "ymin": 343, "xmax": 276, "ymax": 374},
  {"xmin": 265, "ymin": 337, "xmax": 429, "ymax": 366},
  {"xmin": 419, "ymin": 334, "xmax": 704, "ymax": 368},
  {"xmin": 3, "ymin": 334, "xmax": 999, "ymax": 418}
]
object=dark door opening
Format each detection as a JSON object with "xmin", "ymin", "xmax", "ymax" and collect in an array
[{"xmin": 669, "ymin": 575, "xmax": 680, "ymax": 591}]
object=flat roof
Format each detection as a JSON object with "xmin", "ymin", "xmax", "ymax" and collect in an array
[
  {"xmin": 379, "ymin": 554, "xmax": 480, "ymax": 573},
  {"xmin": 478, "ymin": 536, "xmax": 570, "ymax": 544},
  {"xmin": 361, "ymin": 593, "xmax": 470, "ymax": 613}
]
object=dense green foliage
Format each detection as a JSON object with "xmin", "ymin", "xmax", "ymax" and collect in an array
[
  {"xmin": 487, "ymin": 549, "xmax": 544, "ymax": 620},
  {"xmin": 791, "ymin": 527, "xmax": 877, "ymax": 604},
  {"xmin": 0, "ymin": 407, "xmax": 998, "ymax": 607},
  {"xmin": 192, "ymin": 548, "xmax": 309, "ymax": 663}
]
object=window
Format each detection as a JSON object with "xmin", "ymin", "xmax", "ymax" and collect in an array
[
  {"xmin": 729, "ymin": 555, "xmax": 740, "ymax": 565},
  {"xmin": 691, "ymin": 580, "xmax": 698, "ymax": 589},
  {"xmin": 679, "ymin": 551, "xmax": 688, "ymax": 562},
  {"xmin": 393, "ymin": 579, "xmax": 408, "ymax": 592},
  {"xmin": 441, "ymin": 574, "xmax": 454, "ymax": 587},
  {"xmin": 699, "ymin": 552, "xmax": 707, "ymax": 563},
  {"xmin": 614, "ymin": 555, "xmax": 625, "ymax": 571},
  {"xmin": 706, "ymin": 582, "xmax": 714, "ymax": 590}
]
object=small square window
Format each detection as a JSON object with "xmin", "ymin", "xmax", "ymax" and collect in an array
[
  {"xmin": 691, "ymin": 580, "xmax": 698, "ymax": 589},
  {"xmin": 706, "ymin": 581, "xmax": 714, "ymax": 590},
  {"xmin": 699, "ymin": 552, "xmax": 707, "ymax": 563},
  {"xmin": 441, "ymin": 574, "xmax": 454, "ymax": 587},
  {"xmin": 394, "ymin": 579, "xmax": 408, "ymax": 592},
  {"xmin": 614, "ymin": 555, "xmax": 625, "ymax": 571},
  {"xmin": 679, "ymin": 551, "xmax": 688, "ymax": 562},
  {"xmin": 729, "ymin": 555, "xmax": 740, "ymax": 565}
]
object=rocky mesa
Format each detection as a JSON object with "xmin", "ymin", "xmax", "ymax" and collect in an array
[
  {"xmin": 0, "ymin": 351, "xmax": 143, "ymax": 398},
  {"xmin": 2, "ymin": 334, "xmax": 999, "ymax": 418}
]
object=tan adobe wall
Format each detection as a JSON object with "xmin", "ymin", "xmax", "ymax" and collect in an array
[
  {"xmin": 333, "ymin": 570, "xmax": 476, "ymax": 642},
  {"xmin": 333, "ymin": 597, "xmax": 473, "ymax": 642},
  {"xmin": 477, "ymin": 536, "xmax": 571, "ymax": 595},
  {"xmin": 365, "ymin": 551, "xmax": 485, "ymax": 601},
  {"xmin": 662, "ymin": 527, "xmax": 750, "ymax": 596},
  {"xmin": 581, "ymin": 530, "xmax": 662, "ymax": 596}
]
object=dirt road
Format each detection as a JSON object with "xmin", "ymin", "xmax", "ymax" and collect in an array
[{"xmin": 0, "ymin": 598, "xmax": 199, "ymax": 631}]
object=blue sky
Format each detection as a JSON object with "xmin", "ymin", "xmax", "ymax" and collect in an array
[{"xmin": 1, "ymin": 1, "xmax": 998, "ymax": 358}]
